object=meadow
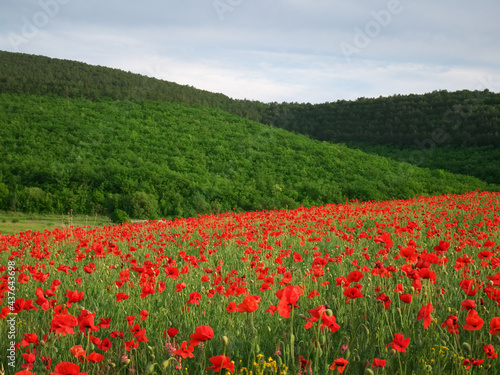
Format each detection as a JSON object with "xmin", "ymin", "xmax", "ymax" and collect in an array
[
  {"xmin": 0, "ymin": 212, "xmax": 112, "ymax": 236},
  {"xmin": 1, "ymin": 191, "xmax": 500, "ymax": 374}
]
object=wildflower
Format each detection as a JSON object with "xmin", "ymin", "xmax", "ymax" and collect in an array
[
  {"xmin": 206, "ymin": 355, "xmax": 234, "ymax": 373},
  {"xmin": 189, "ymin": 325, "xmax": 214, "ymax": 347},
  {"xmin": 49, "ymin": 362, "xmax": 87, "ymax": 375},
  {"xmin": 483, "ymin": 344, "xmax": 498, "ymax": 359},
  {"xmin": 275, "ymin": 285, "xmax": 303, "ymax": 319},
  {"xmin": 329, "ymin": 358, "xmax": 349, "ymax": 373},
  {"xmin": 417, "ymin": 302, "xmax": 433, "ymax": 329},
  {"xmin": 489, "ymin": 317, "xmax": 500, "ymax": 334},
  {"xmin": 174, "ymin": 341, "xmax": 194, "ymax": 359},
  {"xmin": 463, "ymin": 309, "xmax": 484, "ymax": 331},
  {"xmin": 386, "ymin": 333, "xmax": 410, "ymax": 353},
  {"xmin": 50, "ymin": 314, "xmax": 78, "ymax": 336}
]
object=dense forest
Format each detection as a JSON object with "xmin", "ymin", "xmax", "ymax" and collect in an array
[
  {"xmin": 1, "ymin": 51, "xmax": 499, "ymax": 183},
  {"xmin": 0, "ymin": 93, "xmax": 494, "ymax": 220}
]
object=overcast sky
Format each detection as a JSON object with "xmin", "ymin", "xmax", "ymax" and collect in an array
[{"xmin": 1, "ymin": 0, "xmax": 499, "ymax": 103}]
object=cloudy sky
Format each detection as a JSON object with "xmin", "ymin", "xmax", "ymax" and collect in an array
[{"xmin": 1, "ymin": 0, "xmax": 499, "ymax": 103}]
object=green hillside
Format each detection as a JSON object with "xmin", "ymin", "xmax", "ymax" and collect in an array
[
  {"xmin": 0, "ymin": 93, "xmax": 494, "ymax": 220},
  {"xmin": 1, "ymin": 50, "xmax": 499, "ymax": 184}
]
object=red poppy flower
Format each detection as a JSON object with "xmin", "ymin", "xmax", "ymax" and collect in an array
[
  {"xmin": 49, "ymin": 362, "xmax": 87, "ymax": 375},
  {"xmin": 174, "ymin": 341, "xmax": 194, "ymax": 359},
  {"xmin": 21, "ymin": 333, "xmax": 39, "ymax": 347},
  {"xmin": 77, "ymin": 310, "xmax": 99, "ymax": 334},
  {"xmin": 98, "ymin": 318, "xmax": 111, "ymax": 329},
  {"xmin": 376, "ymin": 293, "xmax": 392, "ymax": 310},
  {"xmin": 99, "ymin": 338, "xmax": 112, "ymax": 352},
  {"xmin": 87, "ymin": 352, "xmax": 104, "ymax": 363},
  {"xmin": 386, "ymin": 333, "xmax": 410, "ymax": 353},
  {"xmin": 115, "ymin": 293, "xmax": 129, "ymax": 302},
  {"xmin": 483, "ymin": 344, "xmax": 498, "ymax": 359},
  {"xmin": 463, "ymin": 359, "xmax": 471, "ymax": 370},
  {"xmin": 299, "ymin": 355, "xmax": 310, "ymax": 369},
  {"xmin": 343, "ymin": 287, "xmax": 363, "ymax": 303},
  {"xmin": 321, "ymin": 313, "xmax": 340, "ymax": 333},
  {"xmin": 371, "ymin": 358, "xmax": 386, "ymax": 369},
  {"xmin": 393, "ymin": 283, "xmax": 404, "ymax": 293},
  {"xmin": 237, "ymin": 295, "xmax": 260, "ymax": 313},
  {"xmin": 346, "ymin": 270, "xmax": 364, "ymax": 283},
  {"xmin": 226, "ymin": 302, "xmax": 237, "ymax": 313},
  {"xmin": 166, "ymin": 328, "xmax": 179, "ymax": 338},
  {"xmin": 70, "ymin": 345, "xmax": 86, "ymax": 361},
  {"xmin": 441, "ymin": 314, "xmax": 459, "ymax": 335},
  {"xmin": 463, "ymin": 309, "xmax": 484, "ymax": 331},
  {"xmin": 308, "ymin": 290, "xmax": 319, "ymax": 299},
  {"xmin": 206, "ymin": 355, "xmax": 234, "ymax": 373},
  {"xmin": 189, "ymin": 325, "xmax": 214, "ymax": 347},
  {"xmin": 417, "ymin": 303, "xmax": 433, "ymax": 329},
  {"xmin": 460, "ymin": 300, "xmax": 476, "ymax": 311},
  {"xmin": 329, "ymin": 358, "xmax": 349, "ymax": 373},
  {"xmin": 275, "ymin": 285, "xmax": 303, "ymax": 319},
  {"xmin": 399, "ymin": 294, "xmax": 412, "ymax": 304},
  {"xmin": 489, "ymin": 317, "xmax": 500, "ymax": 334},
  {"xmin": 165, "ymin": 266, "xmax": 180, "ymax": 279},
  {"xmin": 187, "ymin": 292, "xmax": 201, "ymax": 305},
  {"xmin": 139, "ymin": 309, "xmax": 148, "ymax": 321},
  {"xmin": 175, "ymin": 282, "xmax": 187, "ymax": 292},
  {"xmin": 50, "ymin": 314, "xmax": 78, "ymax": 336}
]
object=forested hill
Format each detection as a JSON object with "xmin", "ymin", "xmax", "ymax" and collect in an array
[
  {"xmin": 0, "ymin": 50, "xmax": 267, "ymax": 121},
  {"xmin": 0, "ymin": 93, "xmax": 494, "ymax": 220},
  {"xmin": 2, "ymin": 50, "xmax": 499, "ymax": 148}
]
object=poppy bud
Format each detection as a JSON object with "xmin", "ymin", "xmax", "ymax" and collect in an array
[
  {"xmin": 162, "ymin": 359, "xmax": 172, "ymax": 369},
  {"xmin": 256, "ymin": 344, "xmax": 261, "ymax": 353},
  {"xmin": 325, "ymin": 309, "xmax": 333, "ymax": 317},
  {"xmin": 40, "ymin": 340, "xmax": 46, "ymax": 346},
  {"xmin": 365, "ymin": 369, "xmax": 375, "ymax": 375},
  {"xmin": 146, "ymin": 363, "xmax": 155, "ymax": 373},
  {"xmin": 148, "ymin": 346, "xmax": 154, "ymax": 352},
  {"xmin": 319, "ymin": 335, "xmax": 326, "ymax": 346},
  {"xmin": 221, "ymin": 336, "xmax": 229, "ymax": 347},
  {"xmin": 123, "ymin": 359, "xmax": 131, "ymax": 365},
  {"xmin": 461, "ymin": 342, "xmax": 471, "ymax": 352},
  {"xmin": 110, "ymin": 363, "xmax": 116, "ymax": 368},
  {"xmin": 299, "ymin": 314, "xmax": 307, "ymax": 320},
  {"xmin": 390, "ymin": 349, "xmax": 397, "ymax": 356},
  {"xmin": 151, "ymin": 354, "xmax": 155, "ymax": 360}
]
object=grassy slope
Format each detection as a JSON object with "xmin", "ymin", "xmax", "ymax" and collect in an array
[
  {"xmin": 1, "ymin": 50, "xmax": 499, "ymax": 185},
  {"xmin": 0, "ymin": 93, "xmax": 495, "ymax": 220}
]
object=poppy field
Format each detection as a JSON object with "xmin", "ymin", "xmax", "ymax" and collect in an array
[{"xmin": 1, "ymin": 191, "xmax": 500, "ymax": 374}]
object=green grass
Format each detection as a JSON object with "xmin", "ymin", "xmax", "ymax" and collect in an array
[{"xmin": 0, "ymin": 211, "xmax": 112, "ymax": 235}]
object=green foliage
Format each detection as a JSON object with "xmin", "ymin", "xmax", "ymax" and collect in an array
[
  {"xmin": 110, "ymin": 209, "xmax": 130, "ymax": 224},
  {"xmin": 1, "ymin": 50, "xmax": 499, "ymax": 184},
  {"xmin": 128, "ymin": 191, "xmax": 159, "ymax": 219},
  {"xmin": 0, "ymin": 93, "xmax": 495, "ymax": 218}
]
